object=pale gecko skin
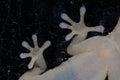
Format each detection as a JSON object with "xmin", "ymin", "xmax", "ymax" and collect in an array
[{"xmin": 19, "ymin": 5, "xmax": 120, "ymax": 80}]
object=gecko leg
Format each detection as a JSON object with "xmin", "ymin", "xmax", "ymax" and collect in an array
[
  {"xmin": 20, "ymin": 34, "xmax": 51, "ymax": 73},
  {"xmin": 59, "ymin": 5, "xmax": 104, "ymax": 41}
]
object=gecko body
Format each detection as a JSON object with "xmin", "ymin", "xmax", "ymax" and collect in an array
[{"xmin": 19, "ymin": 6, "xmax": 120, "ymax": 80}]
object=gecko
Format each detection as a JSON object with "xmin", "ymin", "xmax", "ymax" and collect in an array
[{"xmin": 18, "ymin": 6, "xmax": 120, "ymax": 80}]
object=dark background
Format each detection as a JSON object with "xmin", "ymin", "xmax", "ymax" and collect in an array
[{"xmin": 0, "ymin": 0, "xmax": 120, "ymax": 80}]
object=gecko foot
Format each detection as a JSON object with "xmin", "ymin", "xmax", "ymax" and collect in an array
[
  {"xmin": 59, "ymin": 5, "xmax": 104, "ymax": 41},
  {"xmin": 20, "ymin": 34, "xmax": 51, "ymax": 72}
]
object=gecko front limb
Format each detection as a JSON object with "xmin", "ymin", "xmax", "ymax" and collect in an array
[
  {"xmin": 20, "ymin": 34, "xmax": 51, "ymax": 72},
  {"xmin": 59, "ymin": 5, "xmax": 104, "ymax": 42}
]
